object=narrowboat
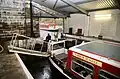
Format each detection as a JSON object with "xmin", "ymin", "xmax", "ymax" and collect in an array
[{"xmin": 49, "ymin": 40, "xmax": 120, "ymax": 79}]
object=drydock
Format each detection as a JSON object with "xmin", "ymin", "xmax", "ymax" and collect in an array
[{"xmin": 0, "ymin": 0, "xmax": 120, "ymax": 79}]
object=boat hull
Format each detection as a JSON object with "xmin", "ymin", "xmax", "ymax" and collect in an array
[{"xmin": 49, "ymin": 57, "xmax": 71, "ymax": 79}]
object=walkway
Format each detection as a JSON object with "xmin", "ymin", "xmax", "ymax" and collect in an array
[{"xmin": 0, "ymin": 40, "xmax": 28, "ymax": 79}]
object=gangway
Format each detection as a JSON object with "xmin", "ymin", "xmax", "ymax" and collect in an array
[{"xmin": 8, "ymin": 33, "xmax": 50, "ymax": 57}]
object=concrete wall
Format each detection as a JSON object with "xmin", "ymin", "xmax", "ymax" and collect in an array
[
  {"xmin": 115, "ymin": 12, "xmax": 120, "ymax": 41},
  {"xmin": 89, "ymin": 9, "xmax": 120, "ymax": 41},
  {"xmin": 64, "ymin": 9, "xmax": 120, "ymax": 41},
  {"xmin": 64, "ymin": 14, "xmax": 88, "ymax": 35}
]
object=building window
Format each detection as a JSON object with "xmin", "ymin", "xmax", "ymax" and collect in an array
[
  {"xmin": 72, "ymin": 58, "xmax": 93, "ymax": 79},
  {"xmin": 99, "ymin": 70, "xmax": 120, "ymax": 79}
]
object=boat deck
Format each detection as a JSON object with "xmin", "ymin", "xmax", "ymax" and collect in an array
[
  {"xmin": 77, "ymin": 41, "xmax": 120, "ymax": 61},
  {"xmin": 55, "ymin": 53, "xmax": 67, "ymax": 62}
]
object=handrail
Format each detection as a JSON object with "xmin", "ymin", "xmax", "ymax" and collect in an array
[
  {"xmin": 9, "ymin": 33, "xmax": 50, "ymax": 54},
  {"xmin": 12, "ymin": 33, "xmax": 31, "ymax": 39},
  {"xmin": 9, "ymin": 33, "xmax": 79, "ymax": 56}
]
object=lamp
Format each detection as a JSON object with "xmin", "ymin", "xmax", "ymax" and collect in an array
[{"xmin": 95, "ymin": 14, "xmax": 111, "ymax": 20}]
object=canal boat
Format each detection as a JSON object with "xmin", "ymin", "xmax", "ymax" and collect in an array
[
  {"xmin": 49, "ymin": 40, "xmax": 120, "ymax": 79},
  {"xmin": 8, "ymin": 29, "xmax": 120, "ymax": 79}
]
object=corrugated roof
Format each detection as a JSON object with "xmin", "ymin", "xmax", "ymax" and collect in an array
[
  {"xmin": 32, "ymin": 0, "xmax": 120, "ymax": 18},
  {"xmin": 78, "ymin": 0, "xmax": 118, "ymax": 11}
]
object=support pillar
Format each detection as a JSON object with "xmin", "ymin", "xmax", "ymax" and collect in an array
[{"xmin": 30, "ymin": 0, "xmax": 34, "ymax": 37}]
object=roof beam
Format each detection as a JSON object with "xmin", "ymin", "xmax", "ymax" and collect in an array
[
  {"xmin": 87, "ymin": 7, "xmax": 117, "ymax": 12},
  {"xmin": 33, "ymin": 15, "xmax": 64, "ymax": 18},
  {"xmin": 32, "ymin": 1, "xmax": 69, "ymax": 17},
  {"xmin": 33, "ymin": 6, "xmax": 67, "ymax": 18},
  {"xmin": 60, "ymin": 0, "xmax": 88, "ymax": 15},
  {"xmin": 33, "ymin": 5, "xmax": 57, "ymax": 17},
  {"xmin": 53, "ymin": 0, "xmax": 58, "ymax": 9},
  {"xmin": 115, "ymin": 0, "xmax": 120, "ymax": 10}
]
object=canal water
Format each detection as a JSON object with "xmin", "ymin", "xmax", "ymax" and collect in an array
[
  {"xmin": 17, "ymin": 39, "xmax": 80, "ymax": 79},
  {"xmin": 19, "ymin": 54, "xmax": 67, "ymax": 79},
  {"xmin": 0, "ymin": 40, "xmax": 54, "ymax": 79}
]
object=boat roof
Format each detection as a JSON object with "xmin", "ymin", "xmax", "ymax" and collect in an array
[
  {"xmin": 71, "ymin": 41, "xmax": 120, "ymax": 61},
  {"xmin": 50, "ymin": 40, "xmax": 66, "ymax": 45},
  {"xmin": 40, "ymin": 28, "xmax": 59, "ymax": 32}
]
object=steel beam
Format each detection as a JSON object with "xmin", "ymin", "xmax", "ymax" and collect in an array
[
  {"xmin": 33, "ymin": 5, "xmax": 57, "ymax": 17},
  {"xmin": 32, "ymin": 1, "xmax": 70, "ymax": 17},
  {"xmin": 87, "ymin": 7, "xmax": 117, "ymax": 12},
  {"xmin": 30, "ymin": 0, "xmax": 34, "ymax": 37},
  {"xmin": 32, "ymin": 15, "xmax": 64, "ymax": 18},
  {"xmin": 115, "ymin": 0, "xmax": 120, "ymax": 10},
  {"xmin": 61, "ymin": 0, "xmax": 88, "ymax": 15},
  {"xmin": 53, "ymin": 0, "xmax": 58, "ymax": 9}
]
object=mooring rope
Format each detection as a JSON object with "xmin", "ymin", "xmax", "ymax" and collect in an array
[{"xmin": 0, "ymin": 45, "xmax": 4, "ymax": 53}]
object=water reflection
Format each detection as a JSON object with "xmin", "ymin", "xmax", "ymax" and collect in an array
[
  {"xmin": 36, "ymin": 66, "xmax": 51, "ymax": 79},
  {"xmin": 19, "ymin": 54, "xmax": 52, "ymax": 79}
]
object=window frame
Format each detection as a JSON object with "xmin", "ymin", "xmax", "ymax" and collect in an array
[
  {"xmin": 71, "ymin": 57, "xmax": 94, "ymax": 78},
  {"xmin": 53, "ymin": 42, "xmax": 65, "ymax": 50},
  {"xmin": 99, "ymin": 69, "xmax": 120, "ymax": 79}
]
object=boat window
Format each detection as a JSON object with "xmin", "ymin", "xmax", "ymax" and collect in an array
[
  {"xmin": 65, "ymin": 39, "xmax": 76, "ymax": 49},
  {"xmin": 99, "ymin": 70, "xmax": 120, "ymax": 79},
  {"xmin": 72, "ymin": 58, "xmax": 93, "ymax": 79},
  {"xmin": 53, "ymin": 42, "xmax": 64, "ymax": 50}
]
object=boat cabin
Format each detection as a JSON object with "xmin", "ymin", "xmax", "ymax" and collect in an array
[{"xmin": 66, "ymin": 41, "xmax": 120, "ymax": 79}]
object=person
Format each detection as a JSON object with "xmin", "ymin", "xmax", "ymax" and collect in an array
[
  {"xmin": 45, "ymin": 33, "xmax": 51, "ymax": 42},
  {"xmin": 61, "ymin": 33, "xmax": 64, "ymax": 38}
]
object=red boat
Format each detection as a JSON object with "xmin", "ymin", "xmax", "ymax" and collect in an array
[{"xmin": 49, "ymin": 40, "xmax": 120, "ymax": 79}]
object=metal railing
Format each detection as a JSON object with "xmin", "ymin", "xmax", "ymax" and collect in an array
[{"xmin": 9, "ymin": 33, "xmax": 47, "ymax": 54}]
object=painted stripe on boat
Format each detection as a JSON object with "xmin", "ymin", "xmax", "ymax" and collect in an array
[{"xmin": 15, "ymin": 53, "xmax": 34, "ymax": 79}]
